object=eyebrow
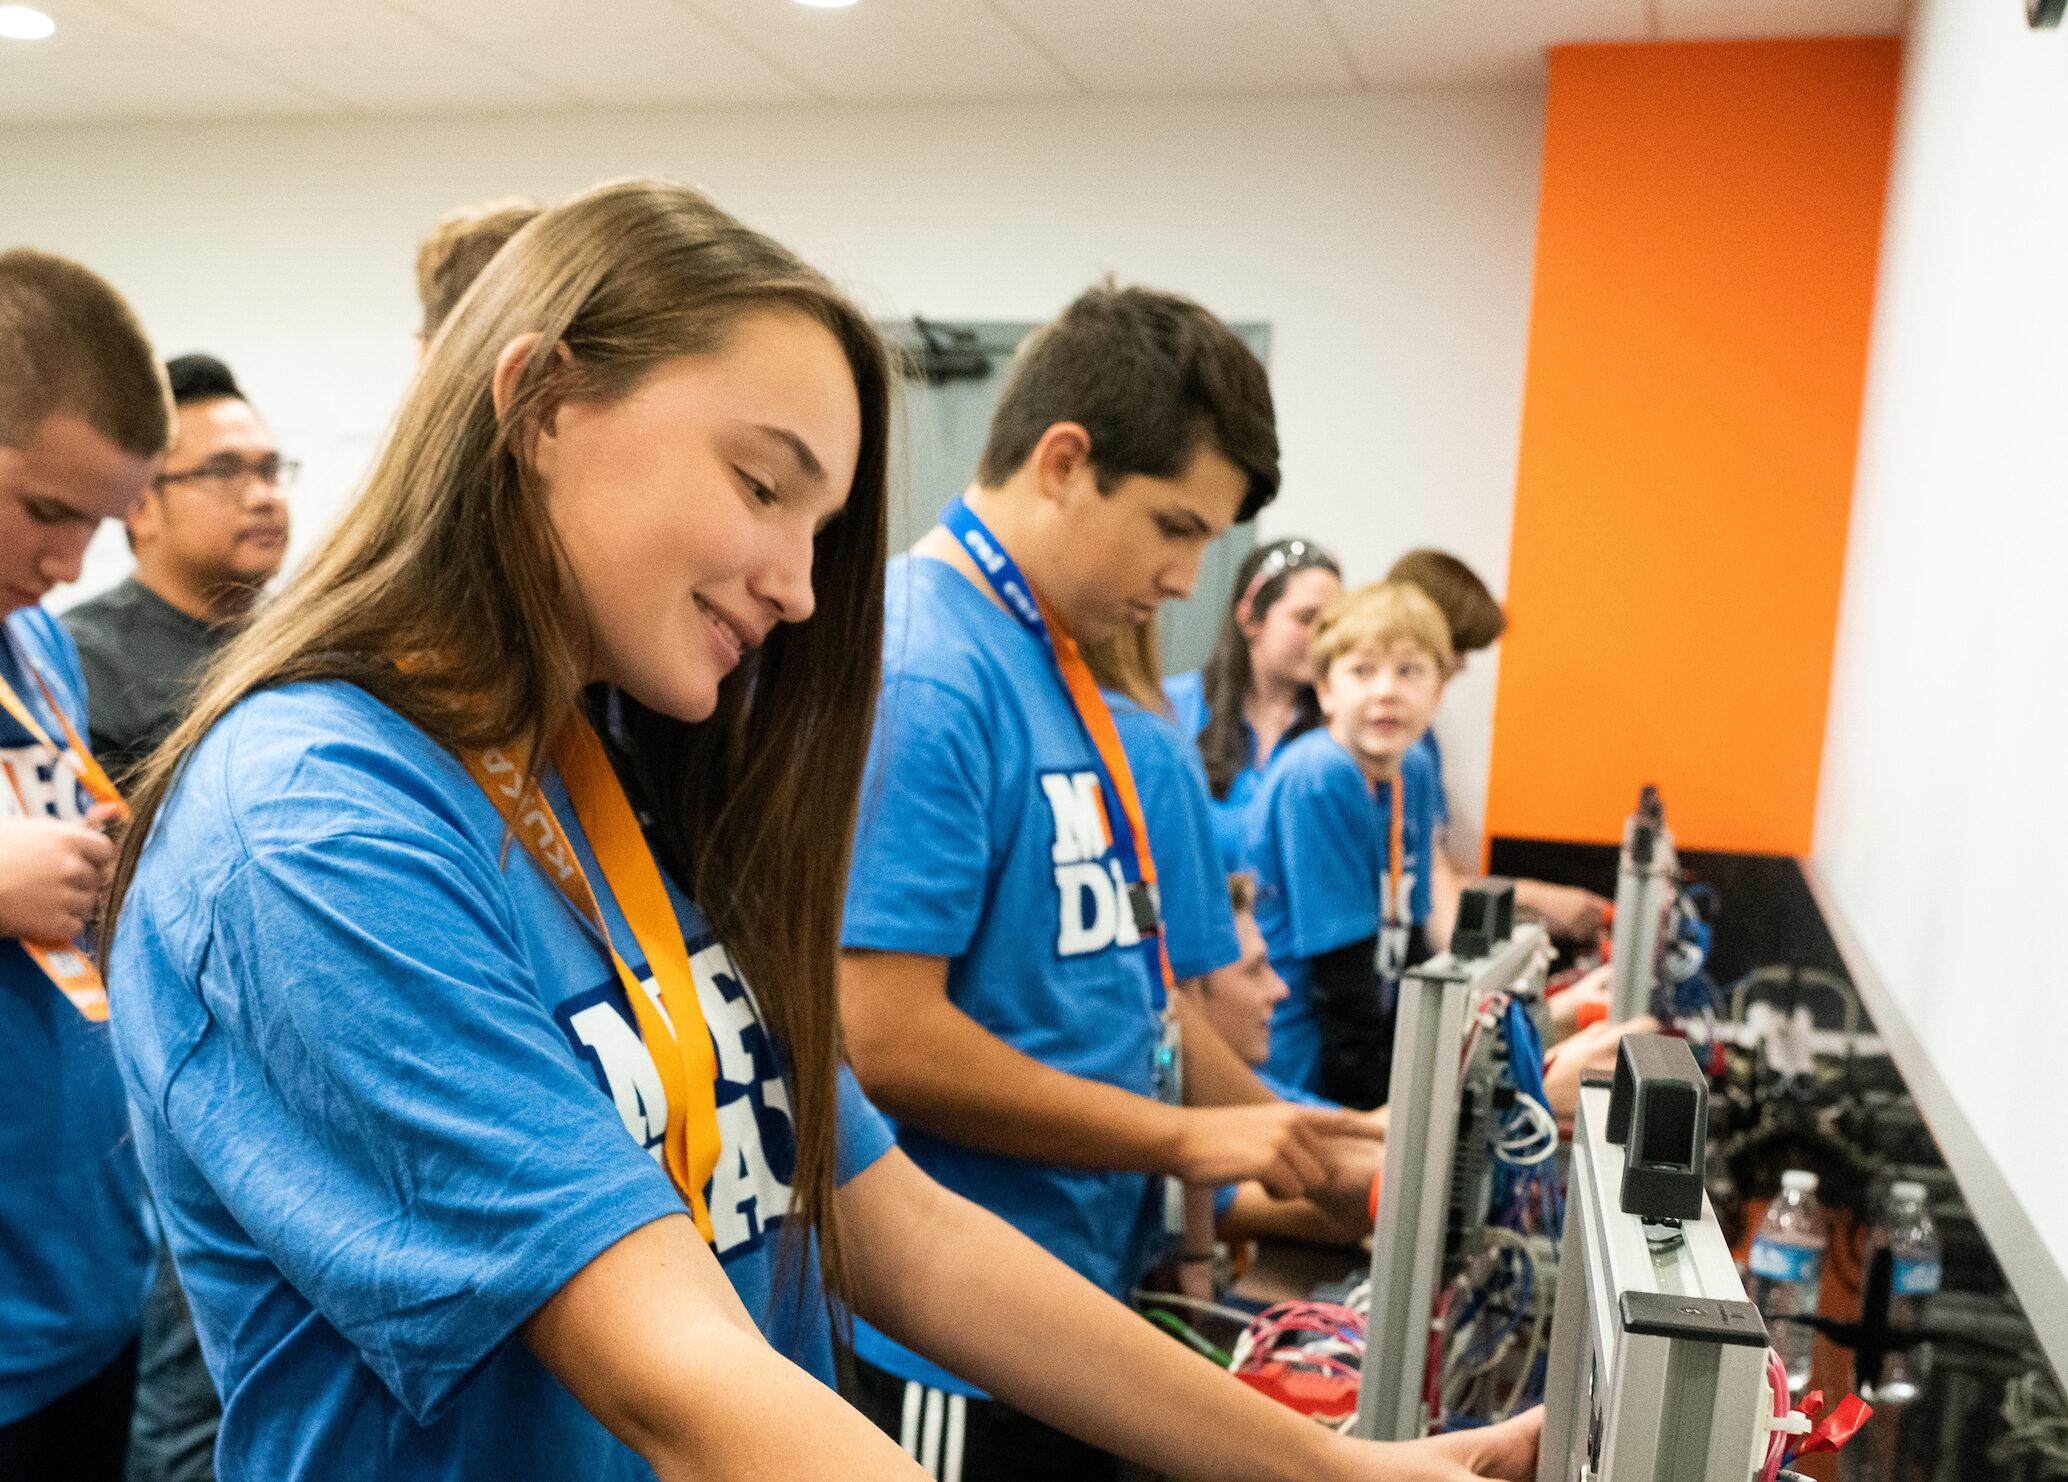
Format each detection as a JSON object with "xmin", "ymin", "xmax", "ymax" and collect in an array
[
  {"xmin": 1158, "ymin": 506, "xmax": 1213, "ymax": 538},
  {"xmin": 753, "ymin": 423, "xmax": 825, "ymax": 485}
]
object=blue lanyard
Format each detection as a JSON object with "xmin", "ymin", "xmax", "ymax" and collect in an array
[{"xmin": 939, "ymin": 495, "xmax": 1171, "ymax": 1006}]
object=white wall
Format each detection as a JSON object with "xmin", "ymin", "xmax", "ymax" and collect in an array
[
  {"xmin": 1814, "ymin": 0, "xmax": 2068, "ymax": 1375},
  {"xmin": 0, "ymin": 88, "xmax": 1548, "ymax": 854}
]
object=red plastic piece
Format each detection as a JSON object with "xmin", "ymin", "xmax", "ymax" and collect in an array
[
  {"xmin": 1794, "ymin": 1394, "xmax": 1872, "ymax": 1456},
  {"xmin": 1576, "ymin": 1001, "xmax": 1609, "ymax": 1031},
  {"xmin": 1234, "ymin": 1361, "xmax": 1359, "ymax": 1421},
  {"xmin": 1369, "ymin": 1168, "xmax": 1384, "ymax": 1221}
]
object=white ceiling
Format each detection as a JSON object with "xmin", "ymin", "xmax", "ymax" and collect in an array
[{"xmin": 0, "ymin": 0, "xmax": 1904, "ymax": 124}]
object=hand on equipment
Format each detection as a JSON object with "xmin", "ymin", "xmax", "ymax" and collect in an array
[
  {"xmin": 0, "ymin": 806, "xmax": 119, "ymax": 943},
  {"xmin": 1325, "ymin": 1407, "xmax": 1542, "ymax": 1481},
  {"xmin": 1546, "ymin": 963, "xmax": 1612, "ymax": 1040},
  {"xmin": 1173, "ymin": 1103, "xmax": 1383, "ymax": 1200},
  {"xmin": 1542, "ymin": 1013, "xmax": 1659, "ymax": 1124},
  {"xmin": 1517, "ymin": 881, "xmax": 1611, "ymax": 942}
]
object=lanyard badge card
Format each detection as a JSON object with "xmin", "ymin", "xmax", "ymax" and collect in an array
[{"xmin": 0, "ymin": 642, "xmax": 126, "ymax": 1021}]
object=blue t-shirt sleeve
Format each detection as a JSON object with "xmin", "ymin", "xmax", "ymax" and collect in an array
[
  {"xmin": 842, "ymin": 674, "xmax": 994, "ymax": 958},
  {"xmin": 834, "ymin": 1062, "xmax": 895, "ymax": 1184},
  {"xmin": 1273, "ymin": 755, "xmax": 1382, "ymax": 961},
  {"xmin": 158, "ymin": 818, "xmax": 688, "ymax": 1427},
  {"xmin": 1417, "ymin": 731, "xmax": 1450, "ymax": 827}
]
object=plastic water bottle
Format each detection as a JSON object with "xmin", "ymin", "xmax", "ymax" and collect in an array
[
  {"xmin": 1843, "ymin": 1182, "xmax": 1940, "ymax": 1481},
  {"xmin": 1748, "ymin": 1169, "xmax": 1827, "ymax": 1390}
]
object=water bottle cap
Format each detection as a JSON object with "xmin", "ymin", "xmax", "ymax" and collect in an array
[
  {"xmin": 1890, "ymin": 1180, "xmax": 1926, "ymax": 1203},
  {"xmin": 1781, "ymin": 1170, "xmax": 1819, "ymax": 1192}
]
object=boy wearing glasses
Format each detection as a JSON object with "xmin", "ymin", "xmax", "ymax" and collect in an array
[{"xmin": 62, "ymin": 354, "xmax": 292, "ymax": 781}]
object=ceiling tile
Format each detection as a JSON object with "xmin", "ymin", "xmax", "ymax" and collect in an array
[
  {"xmin": 383, "ymin": 0, "xmax": 813, "ymax": 107},
  {"xmin": 100, "ymin": 0, "xmax": 563, "ymax": 112},
  {"xmin": 987, "ymin": 0, "xmax": 1359, "ymax": 95},
  {"xmin": 1317, "ymin": 0, "xmax": 1651, "ymax": 84},
  {"xmin": 680, "ymin": 0, "xmax": 1075, "ymax": 102},
  {"xmin": 0, "ymin": 0, "xmax": 329, "ymax": 121},
  {"xmin": 1655, "ymin": 0, "xmax": 1903, "ymax": 39}
]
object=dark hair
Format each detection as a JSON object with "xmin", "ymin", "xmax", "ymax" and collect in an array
[
  {"xmin": 976, "ymin": 281, "xmax": 1279, "ymax": 522},
  {"xmin": 0, "ymin": 249, "xmax": 170, "ymax": 456},
  {"xmin": 107, "ymin": 179, "xmax": 889, "ymax": 1317},
  {"xmin": 416, "ymin": 198, "xmax": 544, "ymax": 340},
  {"xmin": 1196, "ymin": 537, "xmax": 1339, "ymax": 800},
  {"xmin": 165, "ymin": 353, "xmax": 244, "ymax": 407},
  {"xmin": 1386, "ymin": 548, "xmax": 1507, "ymax": 653}
]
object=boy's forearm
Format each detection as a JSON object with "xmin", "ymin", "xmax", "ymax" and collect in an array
[{"xmin": 843, "ymin": 953, "xmax": 1187, "ymax": 1173}]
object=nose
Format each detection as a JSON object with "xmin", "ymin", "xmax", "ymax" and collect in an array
[
  {"xmin": 1264, "ymin": 963, "xmax": 1290, "ymax": 1006},
  {"xmin": 749, "ymin": 517, "xmax": 818, "ymax": 626},
  {"xmin": 35, "ymin": 529, "xmax": 93, "ymax": 589},
  {"xmin": 1158, "ymin": 546, "xmax": 1206, "ymax": 602}
]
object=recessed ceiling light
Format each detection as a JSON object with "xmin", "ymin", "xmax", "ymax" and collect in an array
[
  {"xmin": 793, "ymin": 0, "xmax": 860, "ymax": 8},
  {"xmin": 0, "ymin": 5, "xmax": 55, "ymax": 40}
]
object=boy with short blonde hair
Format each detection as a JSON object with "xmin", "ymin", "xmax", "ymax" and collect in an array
[{"xmin": 1243, "ymin": 581, "xmax": 1452, "ymax": 1106}]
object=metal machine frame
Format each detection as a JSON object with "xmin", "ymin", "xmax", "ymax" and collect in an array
[
  {"xmin": 1536, "ymin": 1073, "xmax": 1770, "ymax": 1482},
  {"xmin": 1354, "ymin": 922, "xmax": 1552, "ymax": 1442},
  {"xmin": 1608, "ymin": 787, "xmax": 1678, "ymax": 1023}
]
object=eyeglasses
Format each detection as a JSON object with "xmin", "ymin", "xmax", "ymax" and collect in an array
[{"xmin": 155, "ymin": 453, "xmax": 299, "ymax": 499}]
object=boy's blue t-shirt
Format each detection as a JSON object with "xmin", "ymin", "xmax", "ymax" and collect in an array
[
  {"xmin": 1245, "ymin": 727, "xmax": 1440, "ymax": 1095},
  {"xmin": 1105, "ymin": 692, "xmax": 1240, "ymax": 984},
  {"xmin": 842, "ymin": 556, "xmax": 1171, "ymax": 1394},
  {"xmin": 1414, "ymin": 730, "xmax": 1451, "ymax": 827},
  {"xmin": 108, "ymin": 680, "xmax": 894, "ymax": 1482},
  {"xmin": 0, "ymin": 608, "xmax": 152, "ymax": 1424}
]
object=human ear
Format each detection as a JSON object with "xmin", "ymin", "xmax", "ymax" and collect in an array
[
  {"xmin": 1027, "ymin": 422, "xmax": 1094, "ymax": 510},
  {"xmin": 493, "ymin": 334, "xmax": 572, "ymax": 480}
]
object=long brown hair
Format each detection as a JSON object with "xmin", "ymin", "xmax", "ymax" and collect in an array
[
  {"xmin": 104, "ymin": 178, "xmax": 891, "ymax": 1306},
  {"xmin": 1080, "ymin": 619, "xmax": 1168, "ymax": 716}
]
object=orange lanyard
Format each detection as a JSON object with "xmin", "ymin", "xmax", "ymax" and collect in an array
[
  {"xmin": 1035, "ymin": 594, "xmax": 1178, "ymax": 997},
  {"xmin": 1384, "ymin": 769, "xmax": 1405, "ymax": 934},
  {"xmin": 0, "ymin": 634, "xmax": 127, "ymax": 1021},
  {"xmin": 463, "ymin": 716, "xmax": 722, "ymax": 1243}
]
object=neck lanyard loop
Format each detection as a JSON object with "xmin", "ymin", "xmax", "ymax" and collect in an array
[
  {"xmin": 939, "ymin": 495, "xmax": 1177, "ymax": 1005},
  {"xmin": 462, "ymin": 716, "xmax": 722, "ymax": 1243},
  {"xmin": 0, "ymin": 630, "xmax": 127, "ymax": 1021},
  {"xmin": 1385, "ymin": 769, "xmax": 1404, "ymax": 935}
]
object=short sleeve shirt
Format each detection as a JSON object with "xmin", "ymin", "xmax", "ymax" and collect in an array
[
  {"xmin": 0, "ymin": 608, "xmax": 151, "ymax": 1424},
  {"xmin": 1244, "ymin": 728, "xmax": 1440, "ymax": 1095},
  {"xmin": 842, "ymin": 556, "xmax": 1169, "ymax": 1393},
  {"xmin": 109, "ymin": 681, "xmax": 894, "ymax": 1481}
]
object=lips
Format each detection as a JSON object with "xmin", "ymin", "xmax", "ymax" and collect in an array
[{"xmin": 695, "ymin": 596, "xmax": 764, "ymax": 671}]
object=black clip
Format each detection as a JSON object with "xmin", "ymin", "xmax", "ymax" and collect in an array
[{"xmin": 1605, "ymin": 1034, "xmax": 1708, "ymax": 1223}]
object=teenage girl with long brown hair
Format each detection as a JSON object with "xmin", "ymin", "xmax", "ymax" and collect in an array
[{"xmin": 103, "ymin": 180, "xmax": 1534, "ymax": 1482}]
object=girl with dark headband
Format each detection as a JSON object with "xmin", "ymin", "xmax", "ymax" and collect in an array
[{"xmin": 1164, "ymin": 537, "xmax": 1343, "ymax": 871}]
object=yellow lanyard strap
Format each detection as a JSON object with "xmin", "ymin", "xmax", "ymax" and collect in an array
[{"xmin": 463, "ymin": 718, "xmax": 722, "ymax": 1243}]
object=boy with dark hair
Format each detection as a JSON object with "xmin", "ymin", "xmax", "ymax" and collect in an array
[
  {"xmin": 0, "ymin": 248, "xmax": 167, "ymax": 1481},
  {"xmin": 63, "ymin": 353, "xmax": 291, "ymax": 782},
  {"xmin": 1384, "ymin": 548, "xmax": 1609, "ymax": 943},
  {"xmin": 839, "ymin": 284, "xmax": 1379, "ymax": 1478}
]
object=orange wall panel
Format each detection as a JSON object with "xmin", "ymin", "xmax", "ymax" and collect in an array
[{"xmin": 1486, "ymin": 38, "xmax": 1901, "ymax": 855}]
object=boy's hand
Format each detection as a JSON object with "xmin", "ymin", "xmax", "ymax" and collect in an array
[
  {"xmin": 0, "ymin": 815, "xmax": 117, "ymax": 943},
  {"xmin": 1516, "ymin": 881, "xmax": 1611, "ymax": 941},
  {"xmin": 1544, "ymin": 1014, "xmax": 1659, "ymax": 1123},
  {"xmin": 1170, "ymin": 1103, "xmax": 1380, "ymax": 1199}
]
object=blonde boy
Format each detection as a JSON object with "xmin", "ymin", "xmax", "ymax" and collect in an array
[{"xmin": 1241, "ymin": 582, "xmax": 1453, "ymax": 1106}]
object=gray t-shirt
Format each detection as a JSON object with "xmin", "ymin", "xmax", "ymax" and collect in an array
[{"xmin": 61, "ymin": 577, "xmax": 232, "ymax": 782}]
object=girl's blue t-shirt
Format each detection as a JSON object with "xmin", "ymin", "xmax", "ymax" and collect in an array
[
  {"xmin": 0, "ymin": 608, "xmax": 152, "ymax": 1424},
  {"xmin": 1104, "ymin": 692, "xmax": 1240, "ymax": 984},
  {"xmin": 108, "ymin": 680, "xmax": 894, "ymax": 1482},
  {"xmin": 1244, "ymin": 728, "xmax": 1440, "ymax": 1095}
]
